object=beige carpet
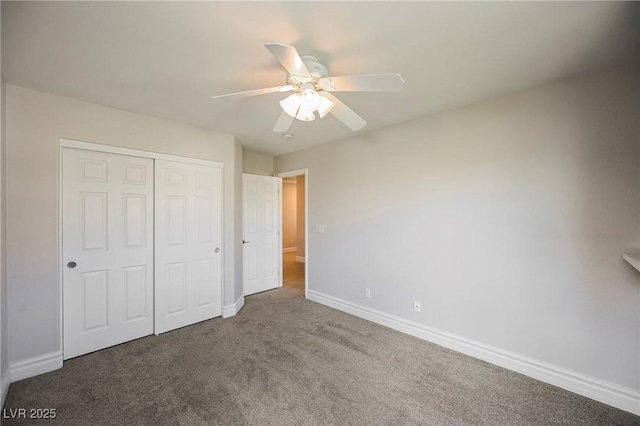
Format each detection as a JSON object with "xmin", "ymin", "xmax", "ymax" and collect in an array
[{"xmin": 3, "ymin": 288, "xmax": 638, "ymax": 425}]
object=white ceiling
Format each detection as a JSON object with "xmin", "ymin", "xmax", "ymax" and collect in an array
[{"xmin": 2, "ymin": 2, "xmax": 638, "ymax": 156}]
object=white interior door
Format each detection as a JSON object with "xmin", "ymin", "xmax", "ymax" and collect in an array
[
  {"xmin": 243, "ymin": 174, "xmax": 281, "ymax": 296},
  {"xmin": 63, "ymin": 148, "xmax": 154, "ymax": 359},
  {"xmin": 155, "ymin": 159, "xmax": 223, "ymax": 334}
]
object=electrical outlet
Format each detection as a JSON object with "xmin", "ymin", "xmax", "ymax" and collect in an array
[
  {"xmin": 365, "ymin": 288, "xmax": 371, "ymax": 298},
  {"xmin": 414, "ymin": 300, "xmax": 421, "ymax": 312}
]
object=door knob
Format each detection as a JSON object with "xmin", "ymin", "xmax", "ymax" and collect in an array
[
  {"xmin": 67, "ymin": 261, "xmax": 77, "ymax": 269},
  {"xmin": 215, "ymin": 247, "xmax": 220, "ymax": 253}
]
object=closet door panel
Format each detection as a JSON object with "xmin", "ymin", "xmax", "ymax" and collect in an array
[
  {"xmin": 63, "ymin": 148, "xmax": 153, "ymax": 359},
  {"xmin": 155, "ymin": 160, "xmax": 223, "ymax": 334}
]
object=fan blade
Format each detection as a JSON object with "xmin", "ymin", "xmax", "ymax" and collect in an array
[
  {"xmin": 321, "ymin": 92, "xmax": 367, "ymax": 131},
  {"xmin": 319, "ymin": 74, "xmax": 404, "ymax": 92},
  {"xmin": 210, "ymin": 85, "xmax": 295, "ymax": 100},
  {"xmin": 272, "ymin": 111, "xmax": 295, "ymax": 132},
  {"xmin": 264, "ymin": 43, "xmax": 310, "ymax": 77}
]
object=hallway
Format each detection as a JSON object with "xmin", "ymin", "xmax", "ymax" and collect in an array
[{"xmin": 283, "ymin": 252, "xmax": 304, "ymax": 296}]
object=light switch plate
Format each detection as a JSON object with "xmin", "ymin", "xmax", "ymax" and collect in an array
[{"xmin": 315, "ymin": 224, "xmax": 325, "ymax": 233}]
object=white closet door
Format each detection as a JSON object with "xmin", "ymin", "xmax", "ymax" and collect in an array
[
  {"xmin": 63, "ymin": 148, "xmax": 154, "ymax": 359},
  {"xmin": 243, "ymin": 174, "xmax": 281, "ymax": 296},
  {"xmin": 155, "ymin": 159, "xmax": 223, "ymax": 334}
]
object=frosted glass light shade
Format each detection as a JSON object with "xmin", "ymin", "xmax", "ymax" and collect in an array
[
  {"xmin": 280, "ymin": 93, "xmax": 301, "ymax": 118},
  {"xmin": 280, "ymin": 84, "xmax": 331, "ymax": 123},
  {"xmin": 317, "ymin": 96, "xmax": 335, "ymax": 118},
  {"xmin": 296, "ymin": 107, "xmax": 315, "ymax": 122},
  {"xmin": 300, "ymin": 88, "xmax": 321, "ymax": 112}
]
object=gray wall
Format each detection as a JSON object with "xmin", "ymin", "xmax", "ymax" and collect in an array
[
  {"xmin": 0, "ymin": 3, "xmax": 8, "ymax": 399},
  {"xmin": 5, "ymin": 85, "xmax": 242, "ymax": 364},
  {"xmin": 1, "ymin": 45, "xmax": 8, "ymax": 401},
  {"xmin": 275, "ymin": 64, "xmax": 640, "ymax": 391},
  {"xmin": 234, "ymin": 141, "xmax": 244, "ymax": 304},
  {"xmin": 243, "ymin": 150, "xmax": 274, "ymax": 176}
]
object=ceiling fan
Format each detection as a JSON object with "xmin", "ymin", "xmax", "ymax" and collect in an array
[{"xmin": 210, "ymin": 43, "xmax": 405, "ymax": 132}]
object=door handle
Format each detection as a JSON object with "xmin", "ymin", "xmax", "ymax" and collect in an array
[
  {"xmin": 67, "ymin": 261, "xmax": 77, "ymax": 269},
  {"xmin": 215, "ymin": 247, "xmax": 220, "ymax": 253},
  {"xmin": 242, "ymin": 240, "xmax": 250, "ymax": 244}
]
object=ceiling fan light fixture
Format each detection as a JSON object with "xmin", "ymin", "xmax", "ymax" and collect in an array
[
  {"xmin": 280, "ymin": 93, "xmax": 301, "ymax": 118},
  {"xmin": 317, "ymin": 95, "xmax": 335, "ymax": 118},
  {"xmin": 211, "ymin": 43, "xmax": 404, "ymax": 133}
]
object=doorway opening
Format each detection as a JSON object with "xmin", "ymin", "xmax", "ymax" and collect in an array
[{"xmin": 277, "ymin": 169, "xmax": 308, "ymax": 297}]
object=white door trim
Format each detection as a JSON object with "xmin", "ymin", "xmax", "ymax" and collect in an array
[
  {"xmin": 58, "ymin": 138, "xmax": 226, "ymax": 361},
  {"xmin": 60, "ymin": 138, "xmax": 224, "ymax": 168},
  {"xmin": 278, "ymin": 178, "xmax": 283, "ymax": 288},
  {"xmin": 275, "ymin": 168, "xmax": 309, "ymax": 299}
]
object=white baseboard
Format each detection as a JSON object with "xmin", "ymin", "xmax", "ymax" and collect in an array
[
  {"xmin": 0, "ymin": 369, "xmax": 9, "ymax": 409},
  {"xmin": 9, "ymin": 351, "xmax": 63, "ymax": 383},
  {"xmin": 222, "ymin": 296, "xmax": 245, "ymax": 318},
  {"xmin": 307, "ymin": 290, "xmax": 640, "ymax": 415},
  {"xmin": 283, "ymin": 247, "xmax": 297, "ymax": 254},
  {"xmin": 295, "ymin": 256, "xmax": 305, "ymax": 263}
]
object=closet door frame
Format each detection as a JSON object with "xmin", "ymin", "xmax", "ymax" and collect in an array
[{"xmin": 58, "ymin": 138, "xmax": 224, "ymax": 357}]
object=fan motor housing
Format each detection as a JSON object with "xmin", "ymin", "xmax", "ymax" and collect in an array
[{"xmin": 300, "ymin": 55, "xmax": 328, "ymax": 78}]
